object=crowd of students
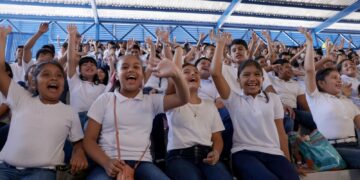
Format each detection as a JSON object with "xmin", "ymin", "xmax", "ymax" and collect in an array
[{"xmin": 0, "ymin": 22, "xmax": 359, "ymax": 180}]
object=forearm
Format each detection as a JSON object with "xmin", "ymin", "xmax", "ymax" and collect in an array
[
  {"xmin": 210, "ymin": 41, "xmax": 225, "ymax": 77},
  {"xmin": 211, "ymin": 133, "xmax": 223, "ymax": 155},
  {"xmin": 280, "ymin": 136, "xmax": 291, "ymax": 161},
  {"xmin": 67, "ymin": 34, "xmax": 77, "ymax": 77},
  {"xmin": 171, "ymin": 70, "xmax": 190, "ymax": 105},
  {"xmin": 83, "ymin": 139, "xmax": 111, "ymax": 167},
  {"xmin": 173, "ymin": 47, "xmax": 183, "ymax": 68}
]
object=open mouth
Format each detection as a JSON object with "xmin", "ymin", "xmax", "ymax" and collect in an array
[
  {"xmin": 126, "ymin": 75, "xmax": 137, "ymax": 82},
  {"xmin": 47, "ymin": 82, "xmax": 59, "ymax": 91}
]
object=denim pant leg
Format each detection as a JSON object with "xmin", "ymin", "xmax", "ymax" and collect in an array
[
  {"xmin": 283, "ymin": 114, "xmax": 294, "ymax": 133},
  {"xmin": 335, "ymin": 146, "xmax": 360, "ymax": 169},
  {"xmin": 232, "ymin": 151, "xmax": 278, "ymax": 180},
  {"xmin": 293, "ymin": 109, "xmax": 317, "ymax": 131},
  {"xmin": 0, "ymin": 163, "xmax": 21, "ymax": 180},
  {"xmin": 22, "ymin": 169, "xmax": 56, "ymax": 180},
  {"xmin": 166, "ymin": 158, "xmax": 203, "ymax": 180},
  {"xmin": 218, "ymin": 107, "xmax": 233, "ymax": 162},
  {"xmin": 78, "ymin": 111, "xmax": 89, "ymax": 130},
  {"xmin": 135, "ymin": 162, "xmax": 169, "ymax": 180},
  {"xmin": 87, "ymin": 165, "xmax": 113, "ymax": 180},
  {"xmin": 261, "ymin": 153, "xmax": 299, "ymax": 180},
  {"xmin": 198, "ymin": 162, "xmax": 233, "ymax": 180}
]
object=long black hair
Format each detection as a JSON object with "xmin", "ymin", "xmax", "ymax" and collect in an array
[{"xmin": 78, "ymin": 56, "xmax": 100, "ymax": 85}]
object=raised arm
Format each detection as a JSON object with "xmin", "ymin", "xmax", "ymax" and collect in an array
[
  {"xmin": 153, "ymin": 59, "xmax": 189, "ymax": 111},
  {"xmin": 0, "ymin": 26, "xmax": 12, "ymax": 97},
  {"xmin": 300, "ymin": 27, "xmax": 317, "ymax": 94},
  {"xmin": 23, "ymin": 22, "xmax": 49, "ymax": 64},
  {"xmin": 66, "ymin": 24, "xmax": 79, "ymax": 78},
  {"xmin": 210, "ymin": 32, "xmax": 232, "ymax": 99}
]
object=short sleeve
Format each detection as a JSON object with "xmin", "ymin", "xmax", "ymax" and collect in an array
[
  {"xmin": 297, "ymin": 83, "xmax": 305, "ymax": 96},
  {"xmin": 151, "ymin": 94, "xmax": 164, "ymax": 114},
  {"xmin": 68, "ymin": 110, "xmax": 84, "ymax": 142},
  {"xmin": 262, "ymin": 68, "xmax": 273, "ymax": 90},
  {"xmin": 87, "ymin": 93, "xmax": 109, "ymax": 124},
  {"xmin": 6, "ymin": 80, "xmax": 30, "ymax": 109},
  {"xmin": 271, "ymin": 93, "xmax": 284, "ymax": 120},
  {"xmin": 67, "ymin": 74, "xmax": 81, "ymax": 91},
  {"xmin": 210, "ymin": 103, "xmax": 225, "ymax": 133}
]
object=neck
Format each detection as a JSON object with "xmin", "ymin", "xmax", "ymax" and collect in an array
[
  {"xmin": 119, "ymin": 88, "xmax": 140, "ymax": 98},
  {"xmin": 189, "ymin": 90, "xmax": 201, "ymax": 104},
  {"xmin": 39, "ymin": 97, "xmax": 59, "ymax": 104}
]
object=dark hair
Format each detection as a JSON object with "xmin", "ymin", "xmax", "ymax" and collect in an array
[
  {"xmin": 98, "ymin": 66, "xmax": 109, "ymax": 85},
  {"xmin": 229, "ymin": 39, "xmax": 248, "ymax": 50},
  {"xmin": 194, "ymin": 57, "xmax": 211, "ymax": 67},
  {"xmin": 255, "ymin": 56, "xmax": 265, "ymax": 61},
  {"xmin": 41, "ymin": 44, "xmax": 55, "ymax": 54},
  {"xmin": 131, "ymin": 44, "xmax": 140, "ymax": 51},
  {"xmin": 32, "ymin": 61, "xmax": 66, "ymax": 96},
  {"xmin": 279, "ymin": 52, "xmax": 290, "ymax": 59},
  {"xmin": 62, "ymin": 42, "xmax": 68, "ymax": 49},
  {"xmin": 182, "ymin": 63, "xmax": 197, "ymax": 69},
  {"xmin": 78, "ymin": 57, "xmax": 100, "ymax": 85},
  {"xmin": 17, "ymin": 45, "xmax": 24, "ymax": 49},
  {"xmin": 24, "ymin": 64, "xmax": 36, "ymax": 83},
  {"xmin": 204, "ymin": 44, "xmax": 215, "ymax": 51},
  {"xmin": 35, "ymin": 48, "xmax": 55, "ymax": 60},
  {"xmin": 273, "ymin": 59, "xmax": 290, "ymax": 77},
  {"xmin": 237, "ymin": 60, "xmax": 269, "ymax": 103},
  {"xmin": 5, "ymin": 62, "xmax": 13, "ymax": 79},
  {"xmin": 315, "ymin": 67, "xmax": 338, "ymax": 92},
  {"xmin": 336, "ymin": 59, "xmax": 352, "ymax": 73}
]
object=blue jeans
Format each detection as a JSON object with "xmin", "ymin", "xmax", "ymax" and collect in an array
[
  {"xmin": 0, "ymin": 163, "xmax": 56, "ymax": 180},
  {"xmin": 166, "ymin": 146, "xmax": 233, "ymax": 180},
  {"xmin": 334, "ymin": 143, "xmax": 360, "ymax": 169},
  {"xmin": 232, "ymin": 150, "xmax": 299, "ymax": 180},
  {"xmin": 218, "ymin": 107, "xmax": 233, "ymax": 162},
  {"xmin": 283, "ymin": 109, "xmax": 316, "ymax": 134},
  {"xmin": 87, "ymin": 161, "xmax": 169, "ymax": 180},
  {"xmin": 78, "ymin": 111, "xmax": 88, "ymax": 129}
]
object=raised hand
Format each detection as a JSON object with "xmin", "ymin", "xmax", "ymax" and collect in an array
[
  {"xmin": 38, "ymin": 22, "xmax": 49, "ymax": 34},
  {"xmin": 0, "ymin": 26, "xmax": 12, "ymax": 38},
  {"xmin": 67, "ymin": 24, "xmax": 78, "ymax": 36},
  {"xmin": 209, "ymin": 29, "xmax": 215, "ymax": 43},
  {"xmin": 145, "ymin": 36, "xmax": 153, "ymax": 47},
  {"xmin": 213, "ymin": 31, "xmax": 232, "ymax": 45},
  {"xmin": 298, "ymin": 27, "xmax": 312, "ymax": 42},
  {"xmin": 152, "ymin": 59, "xmax": 179, "ymax": 78},
  {"xmin": 199, "ymin": 32, "xmax": 206, "ymax": 42},
  {"xmin": 252, "ymin": 31, "xmax": 259, "ymax": 42}
]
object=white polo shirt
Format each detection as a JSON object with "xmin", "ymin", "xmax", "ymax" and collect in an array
[
  {"xmin": 198, "ymin": 78, "xmax": 219, "ymax": 101},
  {"xmin": 222, "ymin": 63, "xmax": 272, "ymax": 95},
  {"xmin": 68, "ymin": 75, "xmax": 106, "ymax": 113},
  {"xmin": 341, "ymin": 74, "xmax": 360, "ymax": 97},
  {"xmin": 144, "ymin": 75, "xmax": 168, "ymax": 93},
  {"xmin": 87, "ymin": 90, "xmax": 164, "ymax": 162},
  {"xmin": 270, "ymin": 76, "xmax": 304, "ymax": 108},
  {"xmin": 10, "ymin": 63, "xmax": 24, "ymax": 82},
  {"xmin": 223, "ymin": 91, "xmax": 284, "ymax": 156},
  {"xmin": 306, "ymin": 89, "xmax": 360, "ymax": 139},
  {"xmin": 0, "ymin": 80, "xmax": 83, "ymax": 168},
  {"xmin": 166, "ymin": 99, "xmax": 224, "ymax": 151}
]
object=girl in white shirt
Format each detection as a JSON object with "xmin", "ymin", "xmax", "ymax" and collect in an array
[
  {"xmin": 301, "ymin": 28, "xmax": 360, "ymax": 169},
  {"xmin": 337, "ymin": 59, "xmax": 359, "ymax": 98},
  {"xmin": 0, "ymin": 26, "xmax": 87, "ymax": 180},
  {"xmin": 67, "ymin": 25, "xmax": 107, "ymax": 128},
  {"xmin": 165, "ymin": 62, "xmax": 232, "ymax": 180},
  {"xmin": 210, "ymin": 32, "xmax": 299, "ymax": 180},
  {"xmin": 83, "ymin": 52, "xmax": 189, "ymax": 180}
]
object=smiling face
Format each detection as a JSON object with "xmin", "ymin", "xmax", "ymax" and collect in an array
[
  {"xmin": 238, "ymin": 63, "xmax": 264, "ymax": 97},
  {"xmin": 196, "ymin": 59, "xmax": 211, "ymax": 79},
  {"xmin": 117, "ymin": 55, "xmax": 144, "ymax": 97},
  {"xmin": 317, "ymin": 70, "xmax": 342, "ymax": 96},
  {"xmin": 182, "ymin": 64, "xmax": 200, "ymax": 91},
  {"xmin": 204, "ymin": 46, "xmax": 215, "ymax": 59},
  {"xmin": 340, "ymin": 60, "xmax": 356, "ymax": 77},
  {"xmin": 34, "ymin": 63, "xmax": 65, "ymax": 104},
  {"xmin": 278, "ymin": 63, "xmax": 293, "ymax": 81},
  {"xmin": 79, "ymin": 61, "xmax": 97, "ymax": 81}
]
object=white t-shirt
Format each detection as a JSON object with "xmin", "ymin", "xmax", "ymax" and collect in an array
[
  {"xmin": 0, "ymin": 80, "xmax": 83, "ymax": 168},
  {"xmin": 68, "ymin": 75, "xmax": 106, "ymax": 113},
  {"xmin": 198, "ymin": 78, "xmax": 219, "ymax": 101},
  {"xmin": 10, "ymin": 63, "xmax": 24, "ymax": 82},
  {"xmin": 87, "ymin": 90, "xmax": 164, "ymax": 162},
  {"xmin": 144, "ymin": 75, "xmax": 168, "ymax": 93},
  {"xmin": 223, "ymin": 91, "xmax": 284, "ymax": 156},
  {"xmin": 341, "ymin": 74, "xmax": 359, "ymax": 97},
  {"xmin": 306, "ymin": 89, "xmax": 360, "ymax": 139},
  {"xmin": 166, "ymin": 99, "xmax": 224, "ymax": 151},
  {"xmin": 270, "ymin": 76, "xmax": 305, "ymax": 108},
  {"xmin": 222, "ymin": 63, "xmax": 272, "ymax": 95}
]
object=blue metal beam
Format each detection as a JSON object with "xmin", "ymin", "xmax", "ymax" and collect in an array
[
  {"xmin": 274, "ymin": 31, "xmax": 282, "ymax": 41},
  {"xmin": 6, "ymin": 20, "xmax": 21, "ymax": 32},
  {"xmin": 53, "ymin": 21, "xmax": 67, "ymax": 34},
  {"xmin": 282, "ymin": 31, "xmax": 299, "ymax": 46},
  {"xmin": 99, "ymin": 23, "xmax": 118, "ymax": 41},
  {"xmin": 140, "ymin": 25, "xmax": 157, "ymax": 39},
  {"xmin": 339, "ymin": 34, "xmax": 357, "ymax": 48},
  {"xmin": 314, "ymin": 1, "xmax": 360, "ymax": 33},
  {"xmin": 80, "ymin": 23, "xmax": 95, "ymax": 35},
  {"xmin": 251, "ymin": 30, "xmax": 267, "ymax": 45},
  {"xmin": 240, "ymin": 29, "xmax": 250, "ymax": 39},
  {"xmin": 179, "ymin": 26, "xmax": 197, "ymax": 42},
  {"xmin": 120, "ymin": 24, "xmax": 139, "ymax": 41},
  {"xmin": 241, "ymin": 0, "xmax": 345, "ymax": 11},
  {"xmin": 216, "ymin": 0, "xmax": 240, "ymax": 30},
  {"xmin": 89, "ymin": 0, "xmax": 99, "ymax": 24}
]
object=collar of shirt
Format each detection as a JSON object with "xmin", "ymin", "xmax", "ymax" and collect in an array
[
  {"xmin": 319, "ymin": 91, "xmax": 347, "ymax": 99},
  {"xmin": 239, "ymin": 90, "xmax": 267, "ymax": 99},
  {"xmin": 114, "ymin": 89, "xmax": 144, "ymax": 103}
]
